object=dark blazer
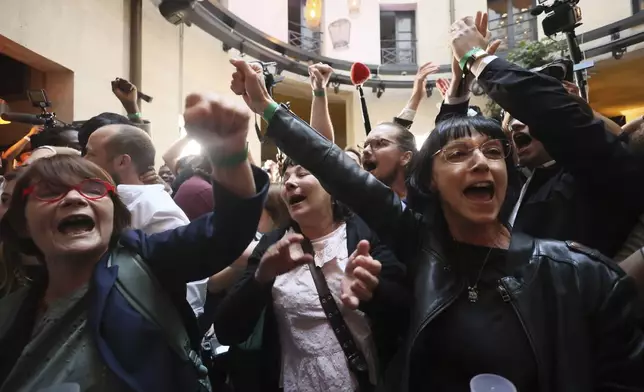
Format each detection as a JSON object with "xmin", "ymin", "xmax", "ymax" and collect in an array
[
  {"xmin": 214, "ymin": 215, "xmax": 410, "ymax": 392},
  {"xmin": 0, "ymin": 167, "xmax": 269, "ymax": 392},
  {"xmin": 436, "ymin": 61, "xmax": 644, "ymax": 259},
  {"xmin": 259, "ymin": 79, "xmax": 644, "ymax": 391}
]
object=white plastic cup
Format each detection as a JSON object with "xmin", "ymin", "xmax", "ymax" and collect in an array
[{"xmin": 470, "ymin": 374, "xmax": 518, "ymax": 392}]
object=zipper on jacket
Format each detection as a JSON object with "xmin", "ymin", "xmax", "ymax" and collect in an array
[
  {"xmin": 498, "ymin": 279, "xmax": 546, "ymax": 390},
  {"xmin": 497, "ymin": 281, "xmax": 511, "ymax": 302}
]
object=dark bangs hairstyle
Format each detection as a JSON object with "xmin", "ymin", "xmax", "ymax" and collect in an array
[
  {"xmin": 280, "ymin": 157, "xmax": 353, "ymax": 223},
  {"xmin": 407, "ymin": 115, "xmax": 521, "ymax": 226},
  {"xmin": 1, "ymin": 155, "xmax": 132, "ymax": 257}
]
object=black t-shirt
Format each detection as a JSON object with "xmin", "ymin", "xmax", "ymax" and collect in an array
[{"xmin": 409, "ymin": 242, "xmax": 539, "ymax": 392}]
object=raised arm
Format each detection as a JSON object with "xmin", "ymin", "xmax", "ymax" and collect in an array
[
  {"xmin": 162, "ymin": 136, "xmax": 193, "ymax": 174},
  {"xmin": 447, "ymin": 16, "xmax": 644, "ymax": 200},
  {"xmin": 134, "ymin": 94, "xmax": 269, "ymax": 283},
  {"xmin": 308, "ymin": 63, "xmax": 335, "ymax": 142},
  {"xmin": 436, "ymin": 13, "xmax": 500, "ymax": 124},
  {"xmin": 229, "ymin": 59, "xmax": 424, "ymax": 261},
  {"xmin": 394, "ymin": 62, "xmax": 439, "ymax": 129}
]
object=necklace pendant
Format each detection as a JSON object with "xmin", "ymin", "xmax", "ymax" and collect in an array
[{"xmin": 467, "ymin": 286, "xmax": 479, "ymax": 303}]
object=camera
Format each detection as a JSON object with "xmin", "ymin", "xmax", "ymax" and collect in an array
[
  {"xmin": 0, "ymin": 89, "xmax": 66, "ymax": 130},
  {"xmin": 531, "ymin": 0, "xmax": 582, "ymax": 36}
]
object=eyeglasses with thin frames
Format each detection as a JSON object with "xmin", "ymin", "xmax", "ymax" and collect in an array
[
  {"xmin": 363, "ymin": 137, "xmax": 398, "ymax": 151},
  {"xmin": 433, "ymin": 139, "xmax": 512, "ymax": 164}
]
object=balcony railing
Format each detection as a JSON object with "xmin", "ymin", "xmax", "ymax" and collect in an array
[
  {"xmin": 488, "ymin": 9, "xmax": 538, "ymax": 52},
  {"xmin": 288, "ymin": 21, "xmax": 323, "ymax": 54},
  {"xmin": 380, "ymin": 40, "xmax": 417, "ymax": 65}
]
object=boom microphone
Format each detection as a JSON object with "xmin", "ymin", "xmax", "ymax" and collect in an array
[
  {"xmin": 0, "ymin": 113, "xmax": 47, "ymax": 125},
  {"xmin": 350, "ymin": 62, "xmax": 373, "ymax": 135}
]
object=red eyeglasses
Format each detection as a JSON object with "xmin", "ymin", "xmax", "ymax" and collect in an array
[{"xmin": 23, "ymin": 179, "xmax": 116, "ymax": 203}]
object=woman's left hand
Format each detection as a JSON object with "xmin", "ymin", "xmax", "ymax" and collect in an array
[{"xmin": 341, "ymin": 240, "xmax": 382, "ymax": 310}]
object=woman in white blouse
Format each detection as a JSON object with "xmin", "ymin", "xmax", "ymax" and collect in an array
[{"xmin": 215, "ymin": 159, "xmax": 409, "ymax": 392}]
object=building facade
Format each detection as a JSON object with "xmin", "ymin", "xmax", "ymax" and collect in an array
[{"xmin": 0, "ymin": 0, "xmax": 642, "ymax": 163}]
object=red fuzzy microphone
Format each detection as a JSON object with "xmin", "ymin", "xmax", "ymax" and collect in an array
[
  {"xmin": 350, "ymin": 62, "xmax": 372, "ymax": 134},
  {"xmin": 350, "ymin": 62, "xmax": 371, "ymax": 86}
]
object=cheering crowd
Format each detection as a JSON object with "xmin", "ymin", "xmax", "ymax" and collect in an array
[{"xmin": 1, "ymin": 11, "xmax": 644, "ymax": 392}]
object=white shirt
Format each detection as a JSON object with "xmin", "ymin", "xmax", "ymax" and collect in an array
[
  {"xmin": 272, "ymin": 223, "xmax": 377, "ymax": 392},
  {"xmin": 508, "ymin": 160, "xmax": 557, "ymax": 228},
  {"xmin": 117, "ymin": 183, "xmax": 208, "ymax": 316}
]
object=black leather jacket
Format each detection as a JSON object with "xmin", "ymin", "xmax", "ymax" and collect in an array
[{"xmin": 262, "ymin": 109, "xmax": 644, "ymax": 390}]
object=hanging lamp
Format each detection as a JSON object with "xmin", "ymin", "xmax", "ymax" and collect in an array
[{"xmin": 304, "ymin": 0, "xmax": 322, "ymax": 30}]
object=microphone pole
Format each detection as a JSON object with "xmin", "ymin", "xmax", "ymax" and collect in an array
[
  {"xmin": 565, "ymin": 29, "xmax": 588, "ymax": 101},
  {"xmin": 356, "ymin": 85, "xmax": 372, "ymax": 135}
]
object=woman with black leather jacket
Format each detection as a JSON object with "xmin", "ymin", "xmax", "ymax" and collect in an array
[{"xmin": 226, "ymin": 19, "xmax": 644, "ymax": 391}]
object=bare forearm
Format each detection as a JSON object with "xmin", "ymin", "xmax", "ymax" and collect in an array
[
  {"xmin": 310, "ymin": 96, "xmax": 335, "ymax": 142},
  {"xmin": 2, "ymin": 137, "xmax": 30, "ymax": 162},
  {"xmin": 122, "ymin": 101, "xmax": 143, "ymax": 124},
  {"xmin": 207, "ymin": 267, "xmax": 245, "ymax": 293},
  {"xmin": 403, "ymin": 90, "xmax": 423, "ymax": 113},
  {"xmin": 207, "ymin": 240, "xmax": 256, "ymax": 293},
  {"xmin": 163, "ymin": 137, "xmax": 192, "ymax": 173}
]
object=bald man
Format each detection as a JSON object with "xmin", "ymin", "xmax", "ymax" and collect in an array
[{"xmin": 86, "ymin": 125, "xmax": 210, "ymax": 316}]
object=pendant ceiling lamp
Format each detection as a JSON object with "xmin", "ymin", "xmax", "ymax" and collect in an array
[
  {"xmin": 328, "ymin": 18, "xmax": 351, "ymax": 49},
  {"xmin": 348, "ymin": 0, "xmax": 361, "ymax": 15},
  {"xmin": 304, "ymin": 0, "xmax": 322, "ymax": 30},
  {"xmin": 0, "ymin": 99, "xmax": 11, "ymax": 125}
]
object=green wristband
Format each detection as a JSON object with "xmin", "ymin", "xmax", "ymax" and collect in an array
[
  {"xmin": 262, "ymin": 101, "xmax": 280, "ymax": 124},
  {"xmin": 128, "ymin": 112, "xmax": 142, "ymax": 119},
  {"xmin": 459, "ymin": 47, "xmax": 483, "ymax": 73},
  {"xmin": 313, "ymin": 89, "xmax": 326, "ymax": 97},
  {"xmin": 211, "ymin": 144, "xmax": 249, "ymax": 168}
]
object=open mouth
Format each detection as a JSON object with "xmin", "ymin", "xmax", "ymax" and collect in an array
[
  {"xmin": 288, "ymin": 194, "xmax": 307, "ymax": 207},
  {"xmin": 363, "ymin": 160, "xmax": 377, "ymax": 172},
  {"xmin": 513, "ymin": 132, "xmax": 533, "ymax": 151},
  {"xmin": 463, "ymin": 181, "xmax": 495, "ymax": 202},
  {"xmin": 57, "ymin": 214, "xmax": 96, "ymax": 235}
]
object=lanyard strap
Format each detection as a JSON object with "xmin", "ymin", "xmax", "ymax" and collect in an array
[{"xmin": 296, "ymin": 229, "xmax": 370, "ymax": 380}]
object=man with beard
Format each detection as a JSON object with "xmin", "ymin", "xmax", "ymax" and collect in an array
[
  {"xmin": 362, "ymin": 122, "xmax": 417, "ymax": 204},
  {"xmin": 84, "ymin": 125, "xmax": 210, "ymax": 316}
]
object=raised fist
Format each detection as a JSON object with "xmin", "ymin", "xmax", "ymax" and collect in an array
[
  {"xmin": 230, "ymin": 59, "xmax": 274, "ymax": 114},
  {"xmin": 308, "ymin": 63, "xmax": 334, "ymax": 91},
  {"xmin": 183, "ymin": 93, "xmax": 250, "ymax": 154}
]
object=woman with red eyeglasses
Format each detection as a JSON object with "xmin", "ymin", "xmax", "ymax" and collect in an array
[{"xmin": 0, "ymin": 94, "xmax": 269, "ymax": 392}]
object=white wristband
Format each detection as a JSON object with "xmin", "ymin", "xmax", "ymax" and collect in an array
[{"xmin": 23, "ymin": 136, "xmax": 31, "ymax": 142}]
